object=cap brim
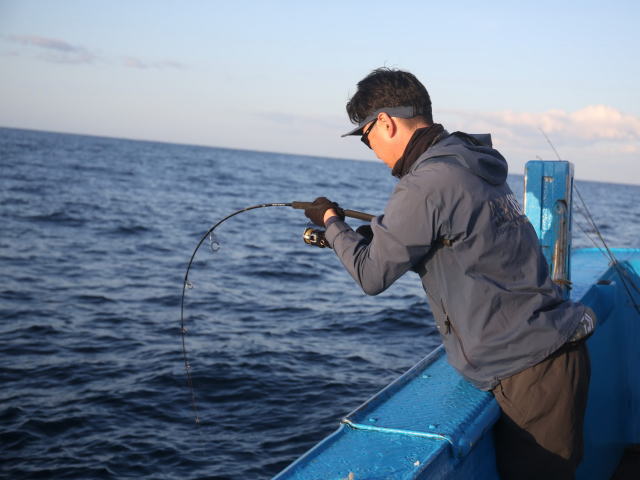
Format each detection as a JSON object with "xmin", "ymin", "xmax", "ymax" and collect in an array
[
  {"xmin": 340, "ymin": 106, "xmax": 418, "ymax": 137},
  {"xmin": 340, "ymin": 123, "xmax": 368, "ymax": 137}
]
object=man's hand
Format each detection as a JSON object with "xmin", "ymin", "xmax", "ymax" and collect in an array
[{"xmin": 304, "ymin": 197, "xmax": 345, "ymax": 227}]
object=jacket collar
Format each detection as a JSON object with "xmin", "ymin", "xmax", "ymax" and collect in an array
[{"xmin": 392, "ymin": 124, "xmax": 446, "ymax": 178}]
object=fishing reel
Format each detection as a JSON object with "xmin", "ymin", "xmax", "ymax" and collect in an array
[
  {"xmin": 302, "ymin": 227, "xmax": 331, "ymax": 248},
  {"xmin": 292, "ymin": 201, "xmax": 375, "ymax": 250}
]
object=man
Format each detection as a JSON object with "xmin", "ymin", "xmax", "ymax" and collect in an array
[{"xmin": 304, "ymin": 68, "xmax": 594, "ymax": 479}]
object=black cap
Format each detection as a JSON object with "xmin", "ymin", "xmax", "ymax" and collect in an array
[{"xmin": 341, "ymin": 106, "xmax": 418, "ymax": 137}]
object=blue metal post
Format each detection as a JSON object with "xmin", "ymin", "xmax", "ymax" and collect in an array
[{"xmin": 524, "ymin": 161, "xmax": 574, "ymax": 298}]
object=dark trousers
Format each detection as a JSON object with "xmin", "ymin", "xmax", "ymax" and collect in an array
[{"xmin": 492, "ymin": 340, "xmax": 591, "ymax": 480}]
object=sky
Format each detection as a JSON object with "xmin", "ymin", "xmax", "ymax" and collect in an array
[{"xmin": 1, "ymin": 0, "xmax": 639, "ymax": 184}]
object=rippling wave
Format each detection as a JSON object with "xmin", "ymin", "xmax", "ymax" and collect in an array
[{"xmin": 1, "ymin": 127, "xmax": 638, "ymax": 479}]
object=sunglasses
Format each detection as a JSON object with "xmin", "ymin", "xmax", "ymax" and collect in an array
[{"xmin": 360, "ymin": 118, "xmax": 378, "ymax": 149}]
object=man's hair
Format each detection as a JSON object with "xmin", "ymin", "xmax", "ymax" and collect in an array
[{"xmin": 346, "ymin": 68, "xmax": 433, "ymax": 125}]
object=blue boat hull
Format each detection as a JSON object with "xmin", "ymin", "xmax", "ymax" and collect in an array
[{"xmin": 273, "ymin": 248, "xmax": 640, "ymax": 479}]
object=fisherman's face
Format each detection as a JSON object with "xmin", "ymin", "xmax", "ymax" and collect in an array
[{"xmin": 363, "ymin": 116, "xmax": 400, "ymax": 169}]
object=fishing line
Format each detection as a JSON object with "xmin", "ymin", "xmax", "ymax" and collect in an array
[
  {"xmin": 574, "ymin": 186, "xmax": 640, "ymax": 312},
  {"xmin": 180, "ymin": 202, "xmax": 374, "ymax": 424},
  {"xmin": 180, "ymin": 203, "xmax": 291, "ymax": 424},
  {"xmin": 539, "ymin": 130, "xmax": 640, "ymax": 314},
  {"xmin": 572, "ymin": 210, "xmax": 608, "ymax": 257}
]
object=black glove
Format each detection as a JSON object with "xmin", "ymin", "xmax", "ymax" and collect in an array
[
  {"xmin": 304, "ymin": 197, "xmax": 345, "ymax": 227},
  {"xmin": 356, "ymin": 224, "xmax": 374, "ymax": 243}
]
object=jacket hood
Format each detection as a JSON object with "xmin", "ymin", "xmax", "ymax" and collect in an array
[{"xmin": 423, "ymin": 131, "xmax": 508, "ymax": 185}]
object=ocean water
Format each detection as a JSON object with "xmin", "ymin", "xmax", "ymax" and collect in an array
[{"xmin": 1, "ymin": 127, "xmax": 638, "ymax": 479}]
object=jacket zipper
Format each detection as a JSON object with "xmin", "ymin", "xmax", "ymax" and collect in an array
[{"xmin": 441, "ymin": 299, "xmax": 477, "ymax": 370}]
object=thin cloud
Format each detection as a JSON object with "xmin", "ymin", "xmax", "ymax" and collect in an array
[
  {"xmin": 254, "ymin": 111, "xmax": 344, "ymax": 131},
  {"xmin": 4, "ymin": 34, "xmax": 96, "ymax": 64},
  {"xmin": 154, "ymin": 60, "xmax": 186, "ymax": 69},
  {"xmin": 441, "ymin": 105, "xmax": 640, "ymax": 150},
  {"xmin": 490, "ymin": 105, "xmax": 640, "ymax": 143},
  {"xmin": 122, "ymin": 56, "xmax": 186, "ymax": 70},
  {"xmin": 438, "ymin": 105, "xmax": 640, "ymax": 182},
  {"xmin": 7, "ymin": 34, "xmax": 77, "ymax": 52},
  {"xmin": 3, "ymin": 34, "xmax": 186, "ymax": 69},
  {"xmin": 123, "ymin": 56, "xmax": 148, "ymax": 69}
]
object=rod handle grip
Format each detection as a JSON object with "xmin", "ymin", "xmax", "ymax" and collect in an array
[
  {"xmin": 344, "ymin": 209, "xmax": 375, "ymax": 222},
  {"xmin": 291, "ymin": 201, "xmax": 374, "ymax": 222}
]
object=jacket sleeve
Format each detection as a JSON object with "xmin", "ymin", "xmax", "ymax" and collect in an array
[{"xmin": 324, "ymin": 175, "xmax": 441, "ymax": 295}]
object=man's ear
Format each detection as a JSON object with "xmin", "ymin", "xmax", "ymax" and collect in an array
[{"xmin": 378, "ymin": 112, "xmax": 397, "ymax": 139}]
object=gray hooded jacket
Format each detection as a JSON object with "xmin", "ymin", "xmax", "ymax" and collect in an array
[{"xmin": 325, "ymin": 132, "xmax": 586, "ymax": 390}]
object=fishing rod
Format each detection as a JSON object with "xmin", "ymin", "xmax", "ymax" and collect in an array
[{"xmin": 179, "ymin": 201, "xmax": 374, "ymax": 424}]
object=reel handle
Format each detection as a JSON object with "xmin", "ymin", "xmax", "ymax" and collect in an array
[{"xmin": 302, "ymin": 227, "xmax": 331, "ymax": 248}]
